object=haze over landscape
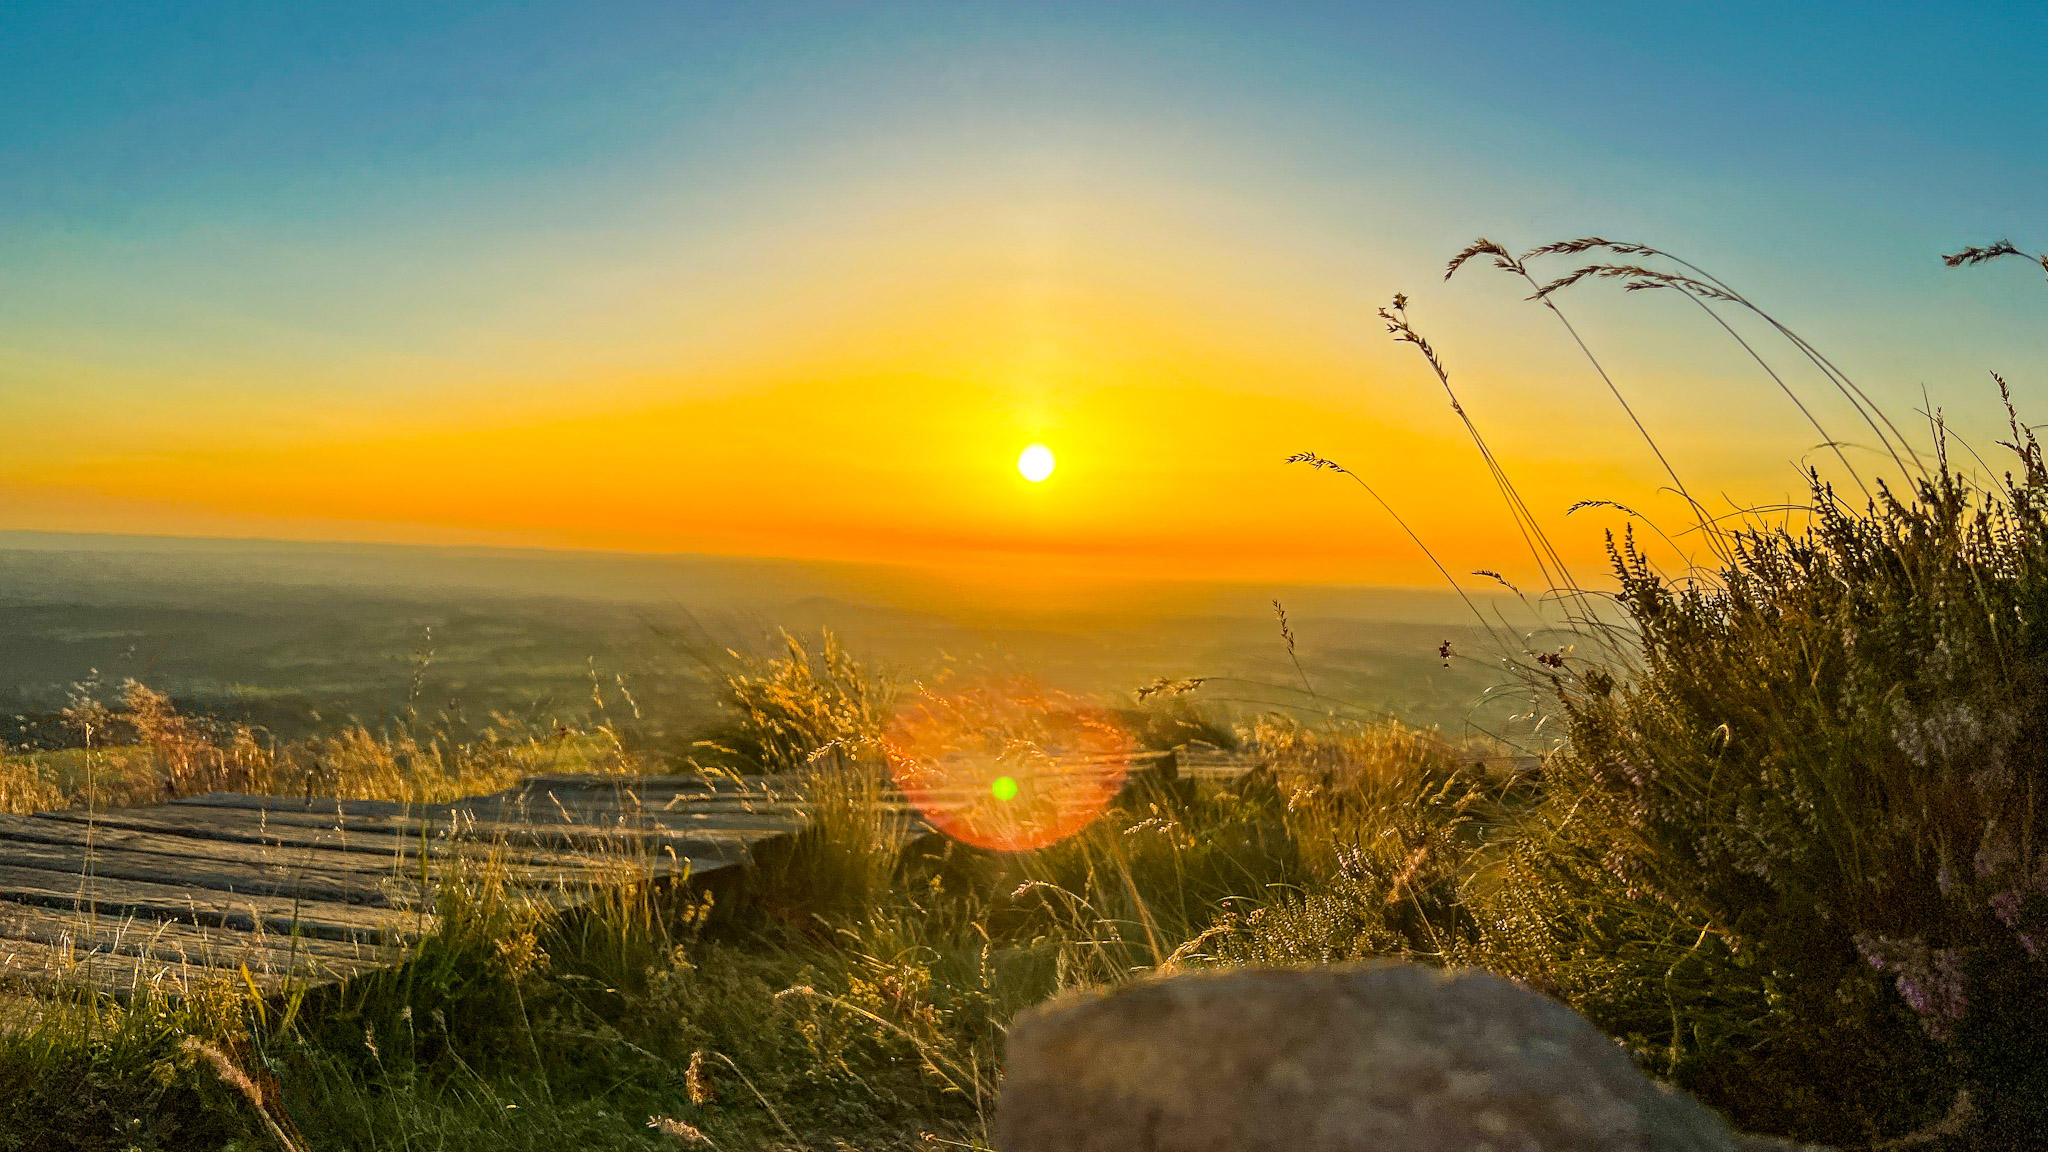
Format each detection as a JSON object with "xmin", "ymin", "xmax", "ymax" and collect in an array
[{"xmin": 0, "ymin": 530, "xmax": 1510, "ymax": 749}]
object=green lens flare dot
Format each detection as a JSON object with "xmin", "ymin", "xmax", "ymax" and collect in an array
[{"xmin": 990, "ymin": 776, "xmax": 1019, "ymax": 802}]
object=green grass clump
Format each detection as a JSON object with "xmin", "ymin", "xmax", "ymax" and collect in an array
[{"xmin": 0, "ymin": 982, "xmax": 278, "ymax": 1151}]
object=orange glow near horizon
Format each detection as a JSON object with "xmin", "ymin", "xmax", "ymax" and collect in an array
[
  {"xmin": 0, "ymin": 182, "xmax": 1814, "ymax": 593},
  {"xmin": 2, "ymin": 365, "xmax": 1652, "ymax": 587}
]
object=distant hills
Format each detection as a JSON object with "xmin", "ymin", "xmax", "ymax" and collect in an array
[{"xmin": 0, "ymin": 531, "xmax": 1525, "ymax": 751}]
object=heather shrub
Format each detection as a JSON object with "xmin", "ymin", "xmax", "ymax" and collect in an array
[
  {"xmin": 1456, "ymin": 446, "xmax": 2048, "ymax": 1147},
  {"xmin": 1262, "ymin": 238, "xmax": 2048, "ymax": 1147}
]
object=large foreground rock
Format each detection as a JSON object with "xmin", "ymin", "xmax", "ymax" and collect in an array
[{"xmin": 995, "ymin": 963, "xmax": 1821, "ymax": 1152}]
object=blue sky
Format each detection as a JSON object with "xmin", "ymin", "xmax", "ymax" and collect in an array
[{"xmin": 8, "ymin": 2, "xmax": 2041, "ymax": 198}]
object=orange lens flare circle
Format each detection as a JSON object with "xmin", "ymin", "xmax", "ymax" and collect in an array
[{"xmin": 883, "ymin": 677, "xmax": 1132, "ymax": 852}]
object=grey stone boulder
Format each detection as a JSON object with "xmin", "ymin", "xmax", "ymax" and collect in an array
[{"xmin": 995, "ymin": 962, "xmax": 1826, "ymax": 1152}]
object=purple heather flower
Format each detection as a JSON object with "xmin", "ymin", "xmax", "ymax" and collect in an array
[
  {"xmin": 1976, "ymin": 836, "xmax": 2016, "ymax": 880},
  {"xmin": 1930, "ymin": 949, "xmax": 1969, "ymax": 1028},
  {"xmin": 1856, "ymin": 934, "xmax": 1970, "ymax": 1040},
  {"xmin": 1896, "ymin": 975, "xmax": 1932, "ymax": 1019}
]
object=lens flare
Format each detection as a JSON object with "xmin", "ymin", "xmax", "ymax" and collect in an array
[{"xmin": 883, "ymin": 676, "xmax": 1130, "ymax": 852}]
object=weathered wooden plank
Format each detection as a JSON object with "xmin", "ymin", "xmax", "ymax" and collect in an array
[
  {"xmin": 438, "ymin": 812, "xmax": 786, "ymax": 856},
  {"xmin": 0, "ymin": 772, "xmax": 807, "ymax": 995},
  {"xmin": 0, "ymin": 814, "xmax": 691, "ymax": 906},
  {"xmin": 0, "ymin": 901, "xmax": 393, "ymax": 979},
  {"xmin": 0, "ymin": 814, "xmax": 455, "ymax": 884},
  {"xmin": 36, "ymin": 806, "xmax": 432, "ymax": 856},
  {"xmin": 0, "ymin": 932, "xmax": 281, "ymax": 996},
  {"xmin": 11, "ymin": 811, "xmax": 743, "ymax": 911},
  {"xmin": 32, "ymin": 807, "xmax": 711, "ymax": 872},
  {"xmin": 170, "ymin": 791, "xmax": 807, "ymax": 830},
  {"xmin": 537, "ymin": 785, "xmax": 869, "ymax": 812},
  {"xmin": 638, "ymin": 796, "xmax": 812, "ymax": 813},
  {"xmin": 519, "ymin": 788, "xmax": 876, "ymax": 818},
  {"xmin": 168, "ymin": 777, "xmax": 797, "ymax": 819},
  {"xmin": 0, "ymin": 837, "xmax": 406, "ymax": 908},
  {"xmin": 503, "ymin": 790, "xmax": 804, "ymax": 815},
  {"xmin": 441, "ymin": 798, "xmax": 806, "ymax": 833},
  {"xmin": 444, "ymin": 785, "xmax": 809, "ymax": 823},
  {"xmin": 0, "ymin": 862, "xmax": 426, "ymax": 944},
  {"xmin": 136, "ymin": 798, "xmax": 785, "ymax": 856},
  {"xmin": 512, "ymin": 773, "xmax": 793, "ymax": 794},
  {"xmin": 299, "ymin": 789, "xmax": 809, "ymax": 832},
  {"xmin": 385, "ymin": 806, "xmax": 788, "ymax": 856},
  {"xmin": 170, "ymin": 793, "xmax": 419, "ymax": 818},
  {"xmin": 39, "ymin": 799, "xmax": 675, "ymax": 869}
]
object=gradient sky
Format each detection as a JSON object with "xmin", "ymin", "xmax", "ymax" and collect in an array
[{"xmin": 3, "ymin": 1, "xmax": 2044, "ymax": 589}]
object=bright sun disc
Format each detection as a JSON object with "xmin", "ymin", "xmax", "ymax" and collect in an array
[{"xmin": 1017, "ymin": 443, "xmax": 1055, "ymax": 482}]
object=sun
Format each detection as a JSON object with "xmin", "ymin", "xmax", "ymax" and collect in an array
[{"xmin": 1017, "ymin": 443, "xmax": 1056, "ymax": 483}]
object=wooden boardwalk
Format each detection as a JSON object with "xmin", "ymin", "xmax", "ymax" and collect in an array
[
  {"xmin": 0, "ymin": 772, "xmax": 807, "ymax": 997},
  {"xmin": 0, "ymin": 744, "xmax": 1317, "ymax": 998}
]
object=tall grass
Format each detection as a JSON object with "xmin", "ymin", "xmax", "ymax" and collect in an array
[
  {"xmin": 1494, "ymin": 448, "xmax": 2048, "ymax": 1145},
  {"xmin": 0, "ymin": 677, "xmax": 639, "ymax": 814},
  {"xmin": 189, "ymin": 637, "xmax": 1499, "ymax": 1151},
  {"xmin": 1256, "ymin": 237, "xmax": 2048, "ymax": 1148},
  {"xmin": 7, "ymin": 608, "xmax": 2008, "ymax": 1149}
]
